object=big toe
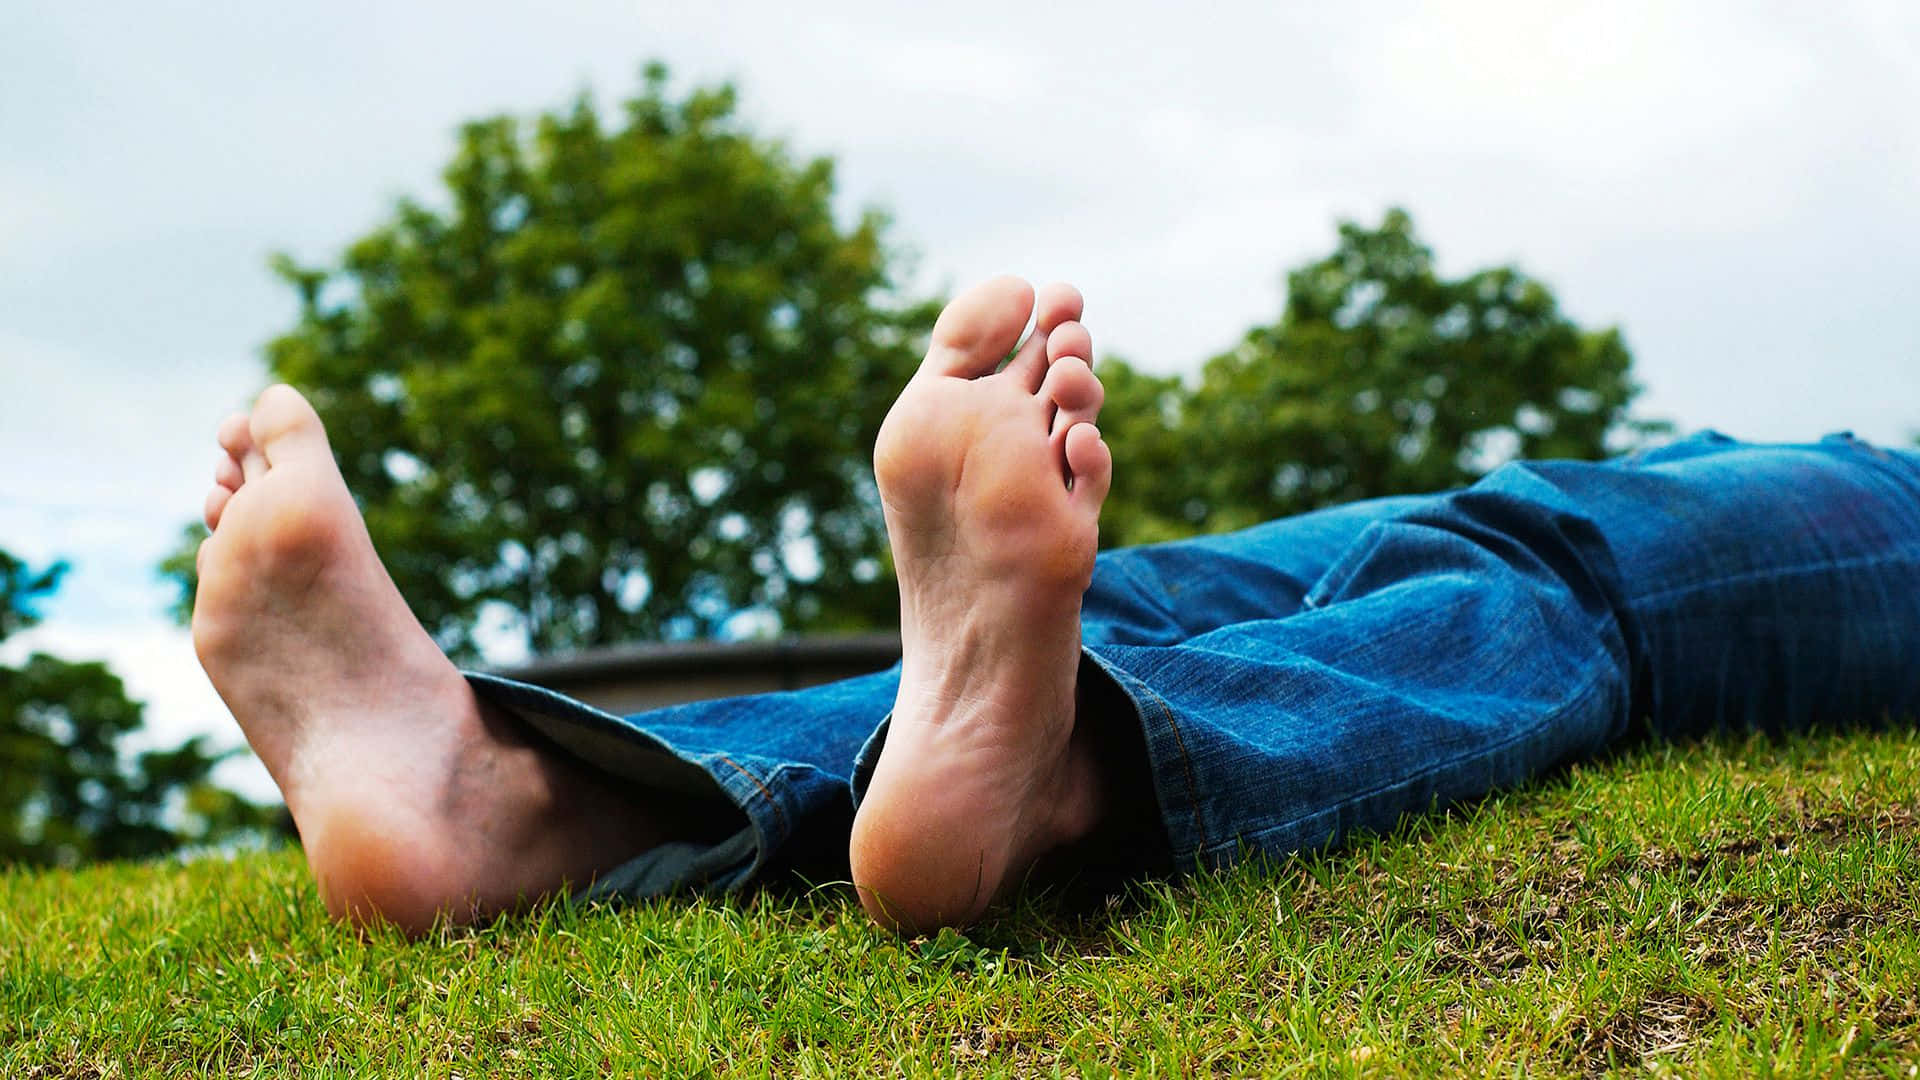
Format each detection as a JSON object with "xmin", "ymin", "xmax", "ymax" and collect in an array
[
  {"xmin": 921, "ymin": 275, "xmax": 1035, "ymax": 379},
  {"xmin": 249, "ymin": 384, "xmax": 333, "ymax": 467}
]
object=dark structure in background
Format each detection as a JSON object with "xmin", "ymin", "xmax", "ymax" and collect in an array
[{"xmin": 497, "ymin": 634, "xmax": 902, "ymax": 716}]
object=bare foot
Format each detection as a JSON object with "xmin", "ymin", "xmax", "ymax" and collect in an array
[
  {"xmin": 193, "ymin": 385, "xmax": 667, "ymax": 934},
  {"xmin": 850, "ymin": 276, "xmax": 1114, "ymax": 932}
]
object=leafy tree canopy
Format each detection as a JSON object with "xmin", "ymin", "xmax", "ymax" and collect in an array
[
  {"xmin": 161, "ymin": 77, "xmax": 1658, "ymax": 658},
  {"xmin": 1, "ymin": 550, "xmax": 273, "ymax": 867},
  {"xmin": 1099, "ymin": 209, "xmax": 1664, "ymax": 546},
  {"xmin": 195, "ymin": 64, "xmax": 935, "ymax": 660}
]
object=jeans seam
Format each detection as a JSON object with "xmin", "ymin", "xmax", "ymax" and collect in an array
[
  {"xmin": 1137, "ymin": 680, "xmax": 1211, "ymax": 856},
  {"xmin": 1087, "ymin": 649, "xmax": 1213, "ymax": 859},
  {"xmin": 1627, "ymin": 547, "xmax": 1920, "ymax": 607},
  {"xmin": 717, "ymin": 754, "xmax": 790, "ymax": 834},
  {"xmin": 1196, "ymin": 651, "xmax": 1616, "ymax": 859}
]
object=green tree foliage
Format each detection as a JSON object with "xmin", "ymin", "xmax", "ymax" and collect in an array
[
  {"xmin": 161, "ymin": 83, "xmax": 1655, "ymax": 654},
  {"xmin": 1099, "ymin": 209, "xmax": 1662, "ymax": 546},
  {"xmin": 1, "ymin": 550, "xmax": 276, "ymax": 867},
  {"xmin": 209, "ymin": 65, "xmax": 934, "ymax": 659}
]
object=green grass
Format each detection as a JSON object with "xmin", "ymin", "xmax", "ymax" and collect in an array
[{"xmin": 6, "ymin": 731, "xmax": 1920, "ymax": 1077}]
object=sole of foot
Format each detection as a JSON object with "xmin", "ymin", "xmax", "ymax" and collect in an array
[
  {"xmin": 193, "ymin": 385, "xmax": 665, "ymax": 934},
  {"xmin": 849, "ymin": 275, "xmax": 1114, "ymax": 933}
]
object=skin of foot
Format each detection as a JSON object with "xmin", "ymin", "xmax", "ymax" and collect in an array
[
  {"xmin": 192, "ymin": 385, "xmax": 675, "ymax": 935},
  {"xmin": 849, "ymin": 275, "xmax": 1115, "ymax": 933}
]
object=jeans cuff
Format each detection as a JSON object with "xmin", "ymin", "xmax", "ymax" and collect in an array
[
  {"xmin": 845, "ymin": 648, "xmax": 1190, "ymax": 872},
  {"xmin": 463, "ymin": 671, "xmax": 791, "ymax": 900},
  {"xmin": 1080, "ymin": 647, "xmax": 1206, "ymax": 868},
  {"xmin": 848, "ymin": 712, "xmax": 890, "ymax": 811}
]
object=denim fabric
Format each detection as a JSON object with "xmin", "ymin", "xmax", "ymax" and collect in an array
[
  {"xmin": 471, "ymin": 432, "xmax": 1920, "ymax": 897},
  {"xmin": 463, "ymin": 668, "xmax": 895, "ymax": 896}
]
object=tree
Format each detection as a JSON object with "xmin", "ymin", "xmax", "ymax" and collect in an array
[
  {"xmin": 0, "ymin": 550, "xmax": 275, "ymax": 867},
  {"xmin": 174, "ymin": 64, "xmax": 936, "ymax": 660},
  {"xmin": 1099, "ymin": 209, "xmax": 1663, "ymax": 546}
]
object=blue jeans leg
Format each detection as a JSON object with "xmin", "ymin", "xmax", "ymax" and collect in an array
[
  {"xmin": 1078, "ymin": 495, "xmax": 1428, "ymax": 647},
  {"xmin": 472, "ymin": 432, "xmax": 1920, "ymax": 897},
  {"xmin": 466, "ymin": 494, "xmax": 1414, "ymax": 896},
  {"xmin": 1073, "ymin": 432, "xmax": 1920, "ymax": 871},
  {"xmin": 464, "ymin": 667, "xmax": 899, "ymax": 897}
]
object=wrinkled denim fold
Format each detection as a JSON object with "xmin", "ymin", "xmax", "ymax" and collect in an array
[{"xmin": 468, "ymin": 432, "xmax": 1920, "ymax": 898}]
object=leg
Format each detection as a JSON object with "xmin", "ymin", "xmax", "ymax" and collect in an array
[
  {"xmin": 1081, "ymin": 494, "xmax": 1429, "ymax": 647},
  {"xmin": 1073, "ymin": 433, "xmax": 1920, "ymax": 872},
  {"xmin": 194, "ymin": 388, "xmax": 681, "ymax": 933},
  {"xmin": 852, "ymin": 422, "xmax": 1920, "ymax": 930},
  {"xmin": 193, "ymin": 278, "xmax": 1093, "ymax": 933},
  {"xmin": 488, "ymin": 436, "xmax": 1425, "ymax": 916},
  {"xmin": 849, "ymin": 275, "xmax": 1117, "ymax": 931},
  {"xmin": 1570, "ymin": 432, "xmax": 1920, "ymax": 739}
]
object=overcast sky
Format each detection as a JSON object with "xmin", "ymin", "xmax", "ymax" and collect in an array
[{"xmin": 3, "ymin": 1, "xmax": 1916, "ymax": 800}]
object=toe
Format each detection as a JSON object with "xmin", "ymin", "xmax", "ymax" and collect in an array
[
  {"xmin": 922, "ymin": 275, "xmax": 1035, "ymax": 379},
  {"xmin": 214, "ymin": 452, "xmax": 244, "ymax": 492},
  {"xmin": 1043, "ymin": 320, "xmax": 1099, "ymax": 435},
  {"xmin": 1064, "ymin": 423, "xmax": 1112, "ymax": 508},
  {"xmin": 1041, "ymin": 355, "xmax": 1101, "ymax": 412},
  {"xmin": 1041, "ymin": 355, "xmax": 1104, "ymax": 436},
  {"xmin": 1002, "ymin": 327, "xmax": 1050, "ymax": 392},
  {"xmin": 1004, "ymin": 287, "xmax": 1088, "ymax": 391},
  {"xmin": 194, "ymin": 528, "xmax": 215, "ymax": 578},
  {"xmin": 1043, "ymin": 321, "xmax": 1093, "ymax": 373},
  {"xmin": 218, "ymin": 411, "xmax": 267, "ymax": 483},
  {"xmin": 249, "ymin": 384, "xmax": 332, "ymax": 467},
  {"xmin": 216, "ymin": 412, "xmax": 251, "ymax": 456},
  {"xmin": 1032, "ymin": 281, "xmax": 1084, "ymax": 337},
  {"xmin": 204, "ymin": 485, "xmax": 233, "ymax": 532}
]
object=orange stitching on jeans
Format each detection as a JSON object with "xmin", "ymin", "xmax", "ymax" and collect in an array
[
  {"xmin": 1140, "ymin": 683, "xmax": 1209, "ymax": 856},
  {"xmin": 718, "ymin": 754, "xmax": 788, "ymax": 831}
]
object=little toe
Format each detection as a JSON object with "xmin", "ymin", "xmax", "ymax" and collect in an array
[
  {"xmin": 249, "ymin": 384, "xmax": 333, "ymax": 467},
  {"xmin": 204, "ymin": 485, "xmax": 234, "ymax": 532},
  {"xmin": 1064, "ymin": 423, "xmax": 1112, "ymax": 508},
  {"xmin": 922, "ymin": 275, "xmax": 1035, "ymax": 379}
]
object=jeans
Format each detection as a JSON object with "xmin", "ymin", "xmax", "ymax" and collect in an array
[{"xmin": 465, "ymin": 432, "xmax": 1920, "ymax": 900}]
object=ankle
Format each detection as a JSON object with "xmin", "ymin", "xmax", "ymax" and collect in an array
[{"xmin": 1041, "ymin": 668, "xmax": 1174, "ymax": 882}]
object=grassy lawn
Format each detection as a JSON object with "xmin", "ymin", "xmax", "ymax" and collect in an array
[{"xmin": 5, "ymin": 730, "xmax": 1919, "ymax": 1077}]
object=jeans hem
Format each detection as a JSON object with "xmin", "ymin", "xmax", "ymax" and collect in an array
[
  {"xmin": 462, "ymin": 671, "xmax": 798, "ymax": 899},
  {"xmin": 1081, "ymin": 647, "xmax": 1212, "ymax": 864},
  {"xmin": 844, "ymin": 648, "xmax": 1212, "ymax": 868}
]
